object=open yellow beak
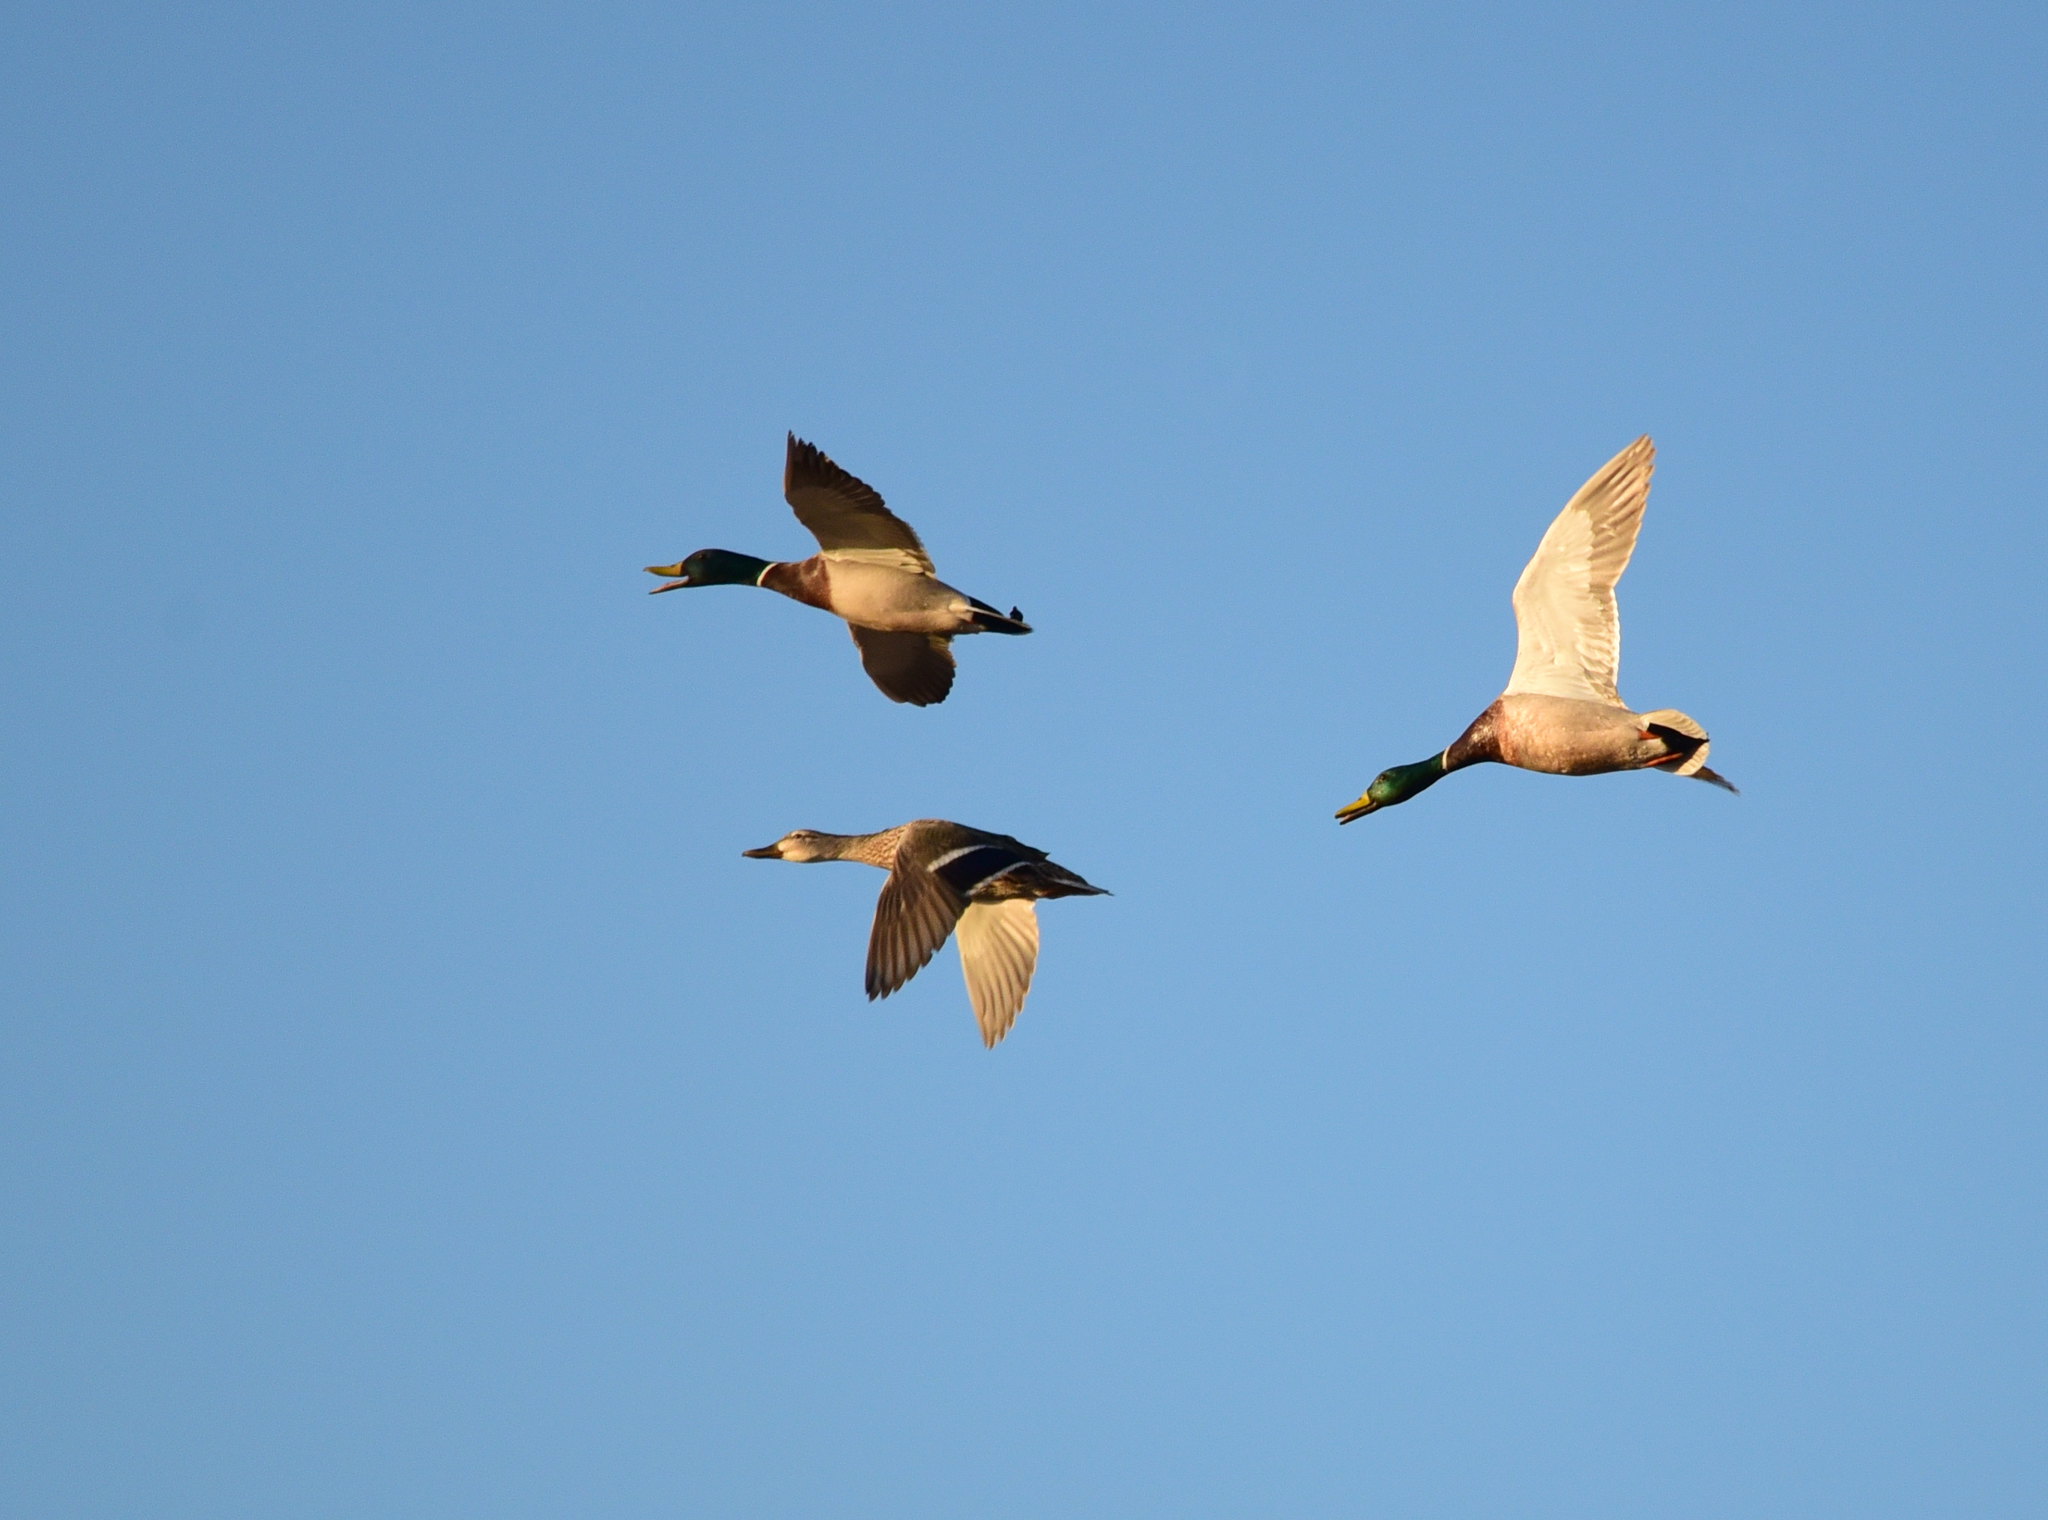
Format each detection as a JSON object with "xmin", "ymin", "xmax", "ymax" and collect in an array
[
  {"xmin": 646, "ymin": 562, "xmax": 689, "ymax": 593},
  {"xmin": 1333, "ymin": 794, "xmax": 1380, "ymax": 825}
]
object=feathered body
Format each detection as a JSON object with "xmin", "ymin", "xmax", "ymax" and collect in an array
[
  {"xmin": 648, "ymin": 435, "xmax": 1030, "ymax": 705},
  {"xmin": 1337, "ymin": 437, "xmax": 1734, "ymax": 823},
  {"xmin": 743, "ymin": 820, "xmax": 1107, "ymax": 1048},
  {"xmin": 1445, "ymin": 695, "xmax": 1714, "ymax": 777}
]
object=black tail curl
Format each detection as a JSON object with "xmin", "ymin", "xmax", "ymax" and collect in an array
[{"xmin": 967, "ymin": 598, "xmax": 1032, "ymax": 635}]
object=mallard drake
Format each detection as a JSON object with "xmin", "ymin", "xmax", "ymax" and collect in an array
[
  {"xmin": 1336, "ymin": 437, "xmax": 1736, "ymax": 823},
  {"xmin": 647, "ymin": 434, "xmax": 1031, "ymax": 706},
  {"xmin": 742, "ymin": 820, "xmax": 1107, "ymax": 1047}
]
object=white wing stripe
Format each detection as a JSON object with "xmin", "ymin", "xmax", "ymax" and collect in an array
[{"xmin": 820, "ymin": 547, "xmax": 934, "ymax": 575}]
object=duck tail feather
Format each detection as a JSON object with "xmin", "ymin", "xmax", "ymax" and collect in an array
[
  {"xmin": 967, "ymin": 605, "xmax": 1032, "ymax": 635},
  {"xmin": 1639, "ymin": 708, "xmax": 1717, "ymax": 778},
  {"xmin": 1691, "ymin": 765, "xmax": 1739, "ymax": 794}
]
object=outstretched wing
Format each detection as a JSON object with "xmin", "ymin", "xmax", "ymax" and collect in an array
[
  {"xmin": 1503, "ymin": 436, "xmax": 1654, "ymax": 706},
  {"xmin": 955, "ymin": 900, "xmax": 1039, "ymax": 1048},
  {"xmin": 784, "ymin": 434, "xmax": 934, "ymax": 574},
  {"xmin": 848, "ymin": 627, "xmax": 956, "ymax": 706},
  {"xmin": 866, "ymin": 863, "xmax": 967, "ymax": 1002}
]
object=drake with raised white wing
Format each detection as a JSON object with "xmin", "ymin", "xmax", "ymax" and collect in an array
[
  {"xmin": 743, "ymin": 820, "xmax": 1107, "ymax": 1048},
  {"xmin": 647, "ymin": 434, "xmax": 1030, "ymax": 706},
  {"xmin": 1336, "ymin": 437, "xmax": 1736, "ymax": 823}
]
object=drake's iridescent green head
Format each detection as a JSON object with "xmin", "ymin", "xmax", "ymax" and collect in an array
[
  {"xmin": 646, "ymin": 549, "xmax": 772, "ymax": 593},
  {"xmin": 1334, "ymin": 754, "xmax": 1449, "ymax": 824}
]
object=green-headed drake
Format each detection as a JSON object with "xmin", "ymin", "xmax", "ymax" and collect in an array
[
  {"xmin": 743, "ymin": 820, "xmax": 1107, "ymax": 1048},
  {"xmin": 1337, "ymin": 437, "xmax": 1736, "ymax": 824},
  {"xmin": 647, "ymin": 434, "xmax": 1030, "ymax": 706}
]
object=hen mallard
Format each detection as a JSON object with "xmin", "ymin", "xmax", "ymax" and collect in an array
[
  {"xmin": 647, "ymin": 434, "xmax": 1030, "ymax": 705},
  {"xmin": 1337, "ymin": 437, "xmax": 1736, "ymax": 823},
  {"xmin": 742, "ymin": 820, "xmax": 1107, "ymax": 1048}
]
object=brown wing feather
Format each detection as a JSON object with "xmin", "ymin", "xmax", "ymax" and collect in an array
[
  {"xmin": 784, "ymin": 434, "xmax": 934, "ymax": 570},
  {"xmin": 848, "ymin": 627, "xmax": 956, "ymax": 706},
  {"xmin": 866, "ymin": 863, "xmax": 966, "ymax": 1001}
]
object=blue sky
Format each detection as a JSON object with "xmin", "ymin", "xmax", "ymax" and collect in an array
[{"xmin": 4, "ymin": 2, "xmax": 2044, "ymax": 1514}]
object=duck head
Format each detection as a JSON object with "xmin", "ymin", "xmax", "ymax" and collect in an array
[
  {"xmin": 1334, "ymin": 755, "xmax": 1449, "ymax": 824},
  {"xmin": 742, "ymin": 829, "xmax": 837, "ymax": 862},
  {"xmin": 646, "ymin": 549, "xmax": 772, "ymax": 592}
]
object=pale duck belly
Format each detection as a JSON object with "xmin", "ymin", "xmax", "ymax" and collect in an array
[
  {"xmin": 1493, "ymin": 693, "xmax": 1662, "ymax": 776},
  {"xmin": 820, "ymin": 560, "xmax": 979, "ymax": 634}
]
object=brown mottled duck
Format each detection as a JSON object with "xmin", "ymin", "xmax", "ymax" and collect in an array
[{"xmin": 742, "ymin": 820, "xmax": 1106, "ymax": 1048}]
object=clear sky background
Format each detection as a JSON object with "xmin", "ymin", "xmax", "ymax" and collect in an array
[{"xmin": 4, "ymin": 3, "xmax": 2045, "ymax": 1515}]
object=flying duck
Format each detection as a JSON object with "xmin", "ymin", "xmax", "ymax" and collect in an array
[
  {"xmin": 647, "ymin": 434, "xmax": 1030, "ymax": 705},
  {"xmin": 1337, "ymin": 436, "xmax": 1735, "ymax": 823},
  {"xmin": 743, "ymin": 820, "xmax": 1107, "ymax": 1047}
]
